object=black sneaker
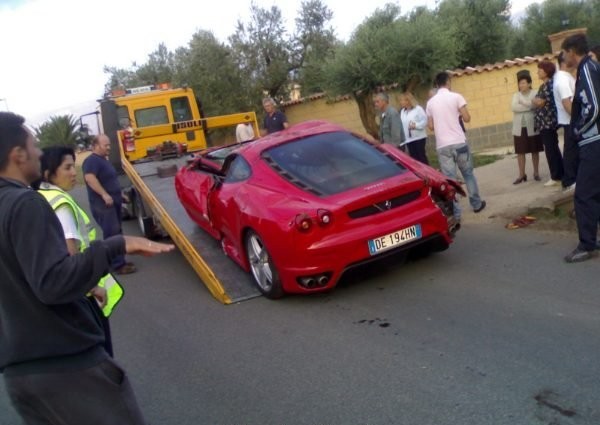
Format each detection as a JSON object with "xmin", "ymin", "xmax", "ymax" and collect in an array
[
  {"xmin": 564, "ymin": 248, "xmax": 597, "ymax": 263},
  {"xmin": 474, "ymin": 200, "xmax": 486, "ymax": 213}
]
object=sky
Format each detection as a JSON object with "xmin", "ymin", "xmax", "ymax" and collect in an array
[{"xmin": 0, "ymin": 0, "xmax": 540, "ymax": 128}]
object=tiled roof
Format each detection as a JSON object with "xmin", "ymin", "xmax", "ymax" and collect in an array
[
  {"xmin": 447, "ymin": 52, "xmax": 557, "ymax": 77},
  {"xmin": 281, "ymin": 92, "xmax": 352, "ymax": 107},
  {"xmin": 281, "ymin": 82, "xmax": 403, "ymax": 107}
]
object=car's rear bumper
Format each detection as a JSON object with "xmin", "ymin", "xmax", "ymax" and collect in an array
[{"xmin": 275, "ymin": 202, "xmax": 453, "ymax": 294}]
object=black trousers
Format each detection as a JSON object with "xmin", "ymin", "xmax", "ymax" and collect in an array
[
  {"xmin": 539, "ymin": 128, "xmax": 564, "ymax": 181},
  {"xmin": 405, "ymin": 138, "xmax": 429, "ymax": 165},
  {"xmin": 4, "ymin": 357, "xmax": 146, "ymax": 425},
  {"xmin": 88, "ymin": 297, "xmax": 113, "ymax": 357},
  {"xmin": 90, "ymin": 201, "xmax": 125, "ymax": 270},
  {"xmin": 574, "ymin": 141, "xmax": 600, "ymax": 251},
  {"xmin": 561, "ymin": 125, "xmax": 578, "ymax": 187}
]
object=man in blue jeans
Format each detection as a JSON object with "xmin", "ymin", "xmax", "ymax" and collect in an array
[
  {"xmin": 426, "ymin": 72, "xmax": 486, "ymax": 222},
  {"xmin": 83, "ymin": 134, "xmax": 136, "ymax": 274}
]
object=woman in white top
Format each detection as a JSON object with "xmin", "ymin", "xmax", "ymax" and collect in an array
[
  {"xmin": 511, "ymin": 70, "xmax": 543, "ymax": 184},
  {"xmin": 399, "ymin": 92, "xmax": 429, "ymax": 165},
  {"xmin": 35, "ymin": 146, "xmax": 114, "ymax": 356}
]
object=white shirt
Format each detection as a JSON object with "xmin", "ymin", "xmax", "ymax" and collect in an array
[
  {"xmin": 56, "ymin": 204, "xmax": 80, "ymax": 242},
  {"xmin": 400, "ymin": 105, "xmax": 428, "ymax": 144},
  {"xmin": 236, "ymin": 123, "xmax": 255, "ymax": 142},
  {"xmin": 426, "ymin": 88, "xmax": 468, "ymax": 149},
  {"xmin": 553, "ymin": 70, "xmax": 575, "ymax": 125},
  {"xmin": 39, "ymin": 182, "xmax": 80, "ymax": 243}
]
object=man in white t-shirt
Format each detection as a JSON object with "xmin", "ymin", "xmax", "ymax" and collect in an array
[
  {"xmin": 235, "ymin": 122, "xmax": 255, "ymax": 143},
  {"xmin": 553, "ymin": 52, "xmax": 577, "ymax": 190},
  {"xmin": 426, "ymin": 72, "xmax": 486, "ymax": 222}
]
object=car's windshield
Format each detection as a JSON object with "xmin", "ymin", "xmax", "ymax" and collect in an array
[
  {"xmin": 263, "ymin": 131, "xmax": 407, "ymax": 196},
  {"xmin": 205, "ymin": 144, "xmax": 245, "ymax": 165}
]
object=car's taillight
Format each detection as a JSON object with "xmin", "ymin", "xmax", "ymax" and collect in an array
[
  {"xmin": 294, "ymin": 213, "xmax": 313, "ymax": 232},
  {"xmin": 295, "ymin": 210, "xmax": 333, "ymax": 232},
  {"xmin": 431, "ymin": 182, "xmax": 456, "ymax": 201},
  {"xmin": 317, "ymin": 209, "xmax": 332, "ymax": 226}
]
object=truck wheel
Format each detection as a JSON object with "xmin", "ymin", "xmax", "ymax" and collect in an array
[
  {"xmin": 132, "ymin": 190, "xmax": 156, "ymax": 239},
  {"xmin": 245, "ymin": 230, "xmax": 283, "ymax": 299}
]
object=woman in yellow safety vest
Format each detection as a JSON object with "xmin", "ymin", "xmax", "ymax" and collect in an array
[{"xmin": 35, "ymin": 146, "xmax": 124, "ymax": 357}]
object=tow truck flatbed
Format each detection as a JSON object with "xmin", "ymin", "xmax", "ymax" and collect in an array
[{"xmin": 125, "ymin": 156, "xmax": 261, "ymax": 304}]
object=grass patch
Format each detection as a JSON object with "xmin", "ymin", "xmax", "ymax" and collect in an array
[
  {"xmin": 526, "ymin": 206, "xmax": 577, "ymax": 233},
  {"xmin": 427, "ymin": 153, "xmax": 502, "ymax": 170}
]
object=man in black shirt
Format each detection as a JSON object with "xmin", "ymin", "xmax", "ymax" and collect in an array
[
  {"xmin": 261, "ymin": 97, "xmax": 289, "ymax": 135},
  {"xmin": 83, "ymin": 134, "xmax": 136, "ymax": 274},
  {"xmin": 0, "ymin": 112, "xmax": 174, "ymax": 424}
]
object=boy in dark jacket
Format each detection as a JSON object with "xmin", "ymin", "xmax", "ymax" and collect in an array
[{"xmin": 561, "ymin": 34, "xmax": 600, "ymax": 262}]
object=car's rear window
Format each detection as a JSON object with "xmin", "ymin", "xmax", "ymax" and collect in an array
[{"xmin": 263, "ymin": 131, "xmax": 407, "ymax": 196}]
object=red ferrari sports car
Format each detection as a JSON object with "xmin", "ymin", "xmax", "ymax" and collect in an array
[{"xmin": 175, "ymin": 120, "xmax": 463, "ymax": 298}]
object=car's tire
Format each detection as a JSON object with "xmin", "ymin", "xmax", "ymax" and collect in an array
[
  {"xmin": 245, "ymin": 230, "xmax": 284, "ymax": 299},
  {"xmin": 132, "ymin": 190, "xmax": 156, "ymax": 239},
  {"xmin": 121, "ymin": 190, "xmax": 135, "ymax": 221}
]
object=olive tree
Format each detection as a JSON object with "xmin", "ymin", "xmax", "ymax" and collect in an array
[{"xmin": 322, "ymin": 4, "xmax": 458, "ymax": 139}]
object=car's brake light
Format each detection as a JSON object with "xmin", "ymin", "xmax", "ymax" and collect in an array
[
  {"xmin": 317, "ymin": 209, "xmax": 332, "ymax": 226},
  {"xmin": 430, "ymin": 181, "xmax": 456, "ymax": 201},
  {"xmin": 295, "ymin": 213, "xmax": 312, "ymax": 232}
]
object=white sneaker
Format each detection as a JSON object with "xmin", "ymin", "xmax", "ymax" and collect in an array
[
  {"xmin": 544, "ymin": 179, "xmax": 559, "ymax": 187},
  {"xmin": 563, "ymin": 183, "xmax": 576, "ymax": 192}
]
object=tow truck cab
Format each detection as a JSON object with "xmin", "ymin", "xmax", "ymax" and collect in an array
[{"xmin": 99, "ymin": 84, "xmax": 207, "ymax": 165}]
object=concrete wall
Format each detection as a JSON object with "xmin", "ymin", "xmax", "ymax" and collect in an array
[
  {"xmin": 282, "ymin": 54, "xmax": 556, "ymax": 152},
  {"xmin": 283, "ymin": 96, "xmax": 365, "ymax": 135}
]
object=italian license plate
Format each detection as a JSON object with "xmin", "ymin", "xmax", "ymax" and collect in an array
[{"xmin": 368, "ymin": 224, "xmax": 422, "ymax": 255}]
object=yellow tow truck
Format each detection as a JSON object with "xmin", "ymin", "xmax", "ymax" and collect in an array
[{"xmin": 98, "ymin": 84, "xmax": 261, "ymax": 304}]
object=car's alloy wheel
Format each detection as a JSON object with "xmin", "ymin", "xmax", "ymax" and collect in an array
[{"xmin": 245, "ymin": 231, "xmax": 283, "ymax": 299}]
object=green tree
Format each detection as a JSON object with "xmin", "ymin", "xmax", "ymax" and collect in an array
[
  {"xmin": 102, "ymin": 65, "xmax": 145, "ymax": 95},
  {"xmin": 510, "ymin": 0, "xmax": 596, "ymax": 57},
  {"xmin": 135, "ymin": 43, "xmax": 175, "ymax": 85},
  {"xmin": 171, "ymin": 30, "xmax": 250, "ymax": 117},
  {"xmin": 103, "ymin": 43, "xmax": 175, "ymax": 94},
  {"xmin": 101, "ymin": 1, "xmax": 337, "ymax": 118},
  {"xmin": 292, "ymin": 0, "xmax": 338, "ymax": 94},
  {"xmin": 35, "ymin": 115, "xmax": 79, "ymax": 148},
  {"xmin": 229, "ymin": 0, "xmax": 338, "ymax": 101},
  {"xmin": 229, "ymin": 2, "xmax": 293, "ymax": 100},
  {"xmin": 437, "ymin": 0, "xmax": 512, "ymax": 68},
  {"xmin": 322, "ymin": 4, "xmax": 458, "ymax": 138}
]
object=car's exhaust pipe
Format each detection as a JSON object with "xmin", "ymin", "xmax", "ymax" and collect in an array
[
  {"xmin": 448, "ymin": 219, "xmax": 461, "ymax": 236},
  {"xmin": 317, "ymin": 275, "xmax": 329, "ymax": 286},
  {"xmin": 298, "ymin": 273, "xmax": 332, "ymax": 289}
]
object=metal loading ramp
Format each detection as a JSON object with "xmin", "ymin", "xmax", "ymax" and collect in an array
[{"xmin": 126, "ymin": 157, "xmax": 261, "ymax": 304}]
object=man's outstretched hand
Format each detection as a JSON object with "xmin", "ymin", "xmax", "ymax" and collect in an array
[{"xmin": 124, "ymin": 236, "xmax": 175, "ymax": 256}]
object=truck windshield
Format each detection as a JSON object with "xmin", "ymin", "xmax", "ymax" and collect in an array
[{"xmin": 135, "ymin": 106, "xmax": 169, "ymax": 127}]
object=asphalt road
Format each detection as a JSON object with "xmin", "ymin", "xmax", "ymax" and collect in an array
[{"xmin": 1, "ymin": 220, "xmax": 599, "ymax": 425}]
